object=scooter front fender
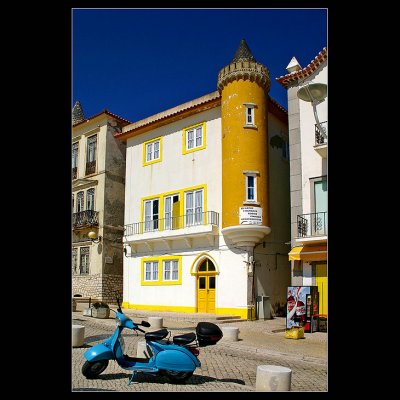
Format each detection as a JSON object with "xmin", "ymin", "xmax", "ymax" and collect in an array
[
  {"xmin": 83, "ymin": 343, "xmax": 114, "ymax": 362},
  {"xmin": 155, "ymin": 348, "xmax": 199, "ymax": 372}
]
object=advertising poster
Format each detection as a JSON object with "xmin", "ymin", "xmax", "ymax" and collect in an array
[{"xmin": 287, "ymin": 286, "xmax": 308, "ymax": 329}]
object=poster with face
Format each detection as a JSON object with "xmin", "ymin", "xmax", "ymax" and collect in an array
[{"xmin": 287, "ymin": 286, "xmax": 308, "ymax": 329}]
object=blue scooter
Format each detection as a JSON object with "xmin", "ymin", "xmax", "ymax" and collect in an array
[{"xmin": 82, "ymin": 297, "xmax": 223, "ymax": 384}]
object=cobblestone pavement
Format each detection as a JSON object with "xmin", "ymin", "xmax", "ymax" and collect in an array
[{"xmin": 72, "ymin": 309, "xmax": 327, "ymax": 392}]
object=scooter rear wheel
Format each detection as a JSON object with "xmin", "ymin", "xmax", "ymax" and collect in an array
[
  {"xmin": 161, "ymin": 370, "xmax": 193, "ymax": 383},
  {"xmin": 82, "ymin": 360, "xmax": 109, "ymax": 379}
]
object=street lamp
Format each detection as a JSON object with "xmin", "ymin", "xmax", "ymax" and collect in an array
[
  {"xmin": 297, "ymin": 82, "xmax": 327, "ymax": 140},
  {"xmin": 88, "ymin": 231, "xmax": 102, "ymax": 243}
]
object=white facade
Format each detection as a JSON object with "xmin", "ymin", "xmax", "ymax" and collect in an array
[{"xmin": 120, "ymin": 94, "xmax": 291, "ymax": 319}]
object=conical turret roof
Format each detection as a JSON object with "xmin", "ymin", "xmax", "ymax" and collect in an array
[
  {"xmin": 72, "ymin": 100, "xmax": 85, "ymax": 125},
  {"xmin": 231, "ymin": 39, "xmax": 256, "ymax": 63}
]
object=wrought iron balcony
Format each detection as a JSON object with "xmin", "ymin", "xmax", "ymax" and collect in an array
[
  {"xmin": 85, "ymin": 160, "xmax": 96, "ymax": 175},
  {"xmin": 72, "ymin": 167, "xmax": 77, "ymax": 180},
  {"xmin": 315, "ymin": 121, "xmax": 328, "ymax": 145},
  {"xmin": 73, "ymin": 210, "xmax": 99, "ymax": 229},
  {"xmin": 125, "ymin": 211, "xmax": 219, "ymax": 236},
  {"xmin": 297, "ymin": 212, "xmax": 327, "ymax": 238}
]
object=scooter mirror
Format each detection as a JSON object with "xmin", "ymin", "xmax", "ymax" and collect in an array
[{"xmin": 141, "ymin": 321, "xmax": 150, "ymax": 327}]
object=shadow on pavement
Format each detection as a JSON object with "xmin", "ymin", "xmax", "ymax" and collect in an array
[
  {"xmin": 84, "ymin": 334, "xmax": 112, "ymax": 343},
  {"xmin": 84, "ymin": 371, "xmax": 246, "ymax": 387},
  {"xmin": 73, "ymin": 388, "xmax": 115, "ymax": 391},
  {"xmin": 190, "ymin": 374, "xmax": 246, "ymax": 385}
]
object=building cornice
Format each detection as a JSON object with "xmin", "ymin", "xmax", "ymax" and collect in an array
[
  {"xmin": 114, "ymin": 92, "xmax": 287, "ymax": 141},
  {"xmin": 217, "ymin": 60, "xmax": 270, "ymax": 93},
  {"xmin": 72, "ymin": 178, "xmax": 98, "ymax": 191},
  {"xmin": 72, "ymin": 110, "xmax": 131, "ymax": 128},
  {"xmin": 115, "ymin": 92, "xmax": 221, "ymax": 141},
  {"xmin": 276, "ymin": 47, "xmax": 327, "ymax": 89}
]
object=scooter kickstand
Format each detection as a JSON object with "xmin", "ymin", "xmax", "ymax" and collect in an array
[{"xmin": 128, "ymin": 371, "xmax": 137, "ymax": 385}]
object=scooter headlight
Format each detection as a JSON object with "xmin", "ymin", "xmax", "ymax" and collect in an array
[{"xmin": 116, "ymin": 316, "xmax": 122, "ymax": 326}]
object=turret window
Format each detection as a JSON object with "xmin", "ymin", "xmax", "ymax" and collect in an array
[
  {"xmin": 243, "ymin": 171, "xmax": 260, "ymax": 204},
  {"xmin": 243, "ymin": 103, "xmax": 256, "ymax": 128}
]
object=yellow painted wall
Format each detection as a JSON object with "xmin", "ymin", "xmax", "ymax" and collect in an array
[{"xmin": 221, "ymin": 79, "xmax": 269, "ymax": 227}]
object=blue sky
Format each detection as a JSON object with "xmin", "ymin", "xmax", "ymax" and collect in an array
[{"xmin": 72, "ymin": 8, "xmax": 327, "ymax": 123}]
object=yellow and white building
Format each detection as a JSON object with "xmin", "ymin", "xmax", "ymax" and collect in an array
[{"xmin": 116, "ymin": 39, "xmax": 291, "ymax": 319}]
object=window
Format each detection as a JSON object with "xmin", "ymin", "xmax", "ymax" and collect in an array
[
  {"xmin": 72, "ymin": 142, "xmax": 78, "ymax": 179},
  {"xmin": 144, "ymin": 198, "xmax": 159, "ymax": 232},
  {"xmin": 86, "ymin": 188, "xmax": 95, "ymax": 211},
  {"xmin": 72, "ymin": 248, "xmax": 77, "ymax": 274},
  {"xmin": 164, "ymin": 194, "xmax": 179, "ymax": 230},
  {"xmin": 76, "ymin": 191, "xmax": 84, "ymax": 213},
  {"xmin": 79, "ymin": 247, "xmax": 90, "ymax": 274},
  {"xmin": 244, "ymin": 103, "xmax": 256, "ymax": 127},
  {"xmin": 163, "ymin": 260, "xmax": 179, "ymax": 281},
  {"xmin": 282, "ymin": 138, "xmax": 289, "ymax": 160},
  {"xmin": 183, "ymin": 122, "xmax": 206, "ymax": 154},
  {"xmin": 185, "ymin": 189, "xmax": 203, "ymax": 226},
  {"xmin": 143, "ymin": 137, "xmax": 162, "ymax": 166},
  {"xmin": 244, "ymin": 172, "xmax": 258, "ymax": 202},
  {"xmin": 72, "ymin": 194, "xmax": 74, "ymax": 212},
  {"xmin": 144, "ymin": 261, "xmax": 159, "ymax": 281},
  {"xmin": 141, "ymin": 256, "xmax": 182, "ymax": 285},
  {"xmin": 86, "ymin": 135, "xmax": 97, "ymax": 175}
]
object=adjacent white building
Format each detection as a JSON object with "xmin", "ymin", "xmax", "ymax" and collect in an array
[
  {"xmin": 276, "ymin": 47, "xmax": 328, "ymax": 316},
  {"xmin": 72, "ymin": 103, "xmax": 131, "ymax": 303}
]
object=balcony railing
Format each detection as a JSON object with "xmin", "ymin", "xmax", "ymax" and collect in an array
[
  {"xmin": 72, "ymin": 167, "xmax": 77, "ymax": 180},
  {"xmin": 124, "ymin": 211, "xmax": 219, "ymax": 236},
  {"xmin": 297, "ymin": 212, "xmax": 327, "ymax": 238},
  {"xmin": 315, "ymin": 121, "xmax": 328, "ymax": 145},
  {"xmin": 85, "ymin": 160, "xmax": 96, "ymax": 175},
  {"xmin": 73, "ymin": 210, "xmax": 99, "ymax": 229}
]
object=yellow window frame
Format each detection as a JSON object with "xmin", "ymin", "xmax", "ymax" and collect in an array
[
  {"xmin": 143, "ymin": 137, "xmax": 163, "ymax": 166},
  {"xmin": 141, "ymin": 255, "xmax": 182, "ymax": 286},
  {"xmin": 182, "ymin": 122, "xmax": 206, "ymax": 154},
  {"xmin": 140, "ymin": 184, "xmax": 207, "ymax": 232}
]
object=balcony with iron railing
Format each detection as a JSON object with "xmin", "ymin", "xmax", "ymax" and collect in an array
[
  {"xmin": 124, "ymin": 211, "xmax": 219, "ymax": 251},
  {"xmin": 73, "ymin": 210, "xmax": 99, "ymax": 229},
  {"xmin": 314, "ymin": 121, "xmax": 327, "ymax": 158},
  {"xmin": 296, "ymin": 212, "xmax": 327, "ymax": 244}
]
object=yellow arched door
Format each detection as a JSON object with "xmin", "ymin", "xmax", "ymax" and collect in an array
[{"xmin": 197, "ymin": 259, "xmax": 216, "ymax": 313}]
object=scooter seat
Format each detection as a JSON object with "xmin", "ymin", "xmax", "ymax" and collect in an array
[
  {"xmin": 172, "ymin": 332, "xmax": 196, "ymax": 345},
  {"xmin": 145, "ymin": 328, "xmax": 168, "ymax": 342}
]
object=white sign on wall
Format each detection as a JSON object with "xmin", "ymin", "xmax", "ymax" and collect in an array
[{"xmin": 239, "ymin": 206, "xmax": 262, "ymax": 225}]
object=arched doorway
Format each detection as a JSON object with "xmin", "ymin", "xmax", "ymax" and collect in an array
[{"xmin": 197, "ymin": 258, "xmax": 217, "ymax": 313}]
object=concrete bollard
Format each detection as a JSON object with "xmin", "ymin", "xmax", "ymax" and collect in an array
[
  {"xmin": 72, "ymin": 325, "xmax": 85, "ymax": 347},
  {"xmin": 148, "ymin": 317, "xmax": 163, "ymax": 329},
  {"xmin": 256, "ymin": 365, "xmax": 292, "ymax": 391},
  {"xmin": 136, "ymin": 340, "xmax": 152, "ymax": 358},
  {"xmin": 221, "ymin": 326, "xmax": 239, "ymax": 341}
]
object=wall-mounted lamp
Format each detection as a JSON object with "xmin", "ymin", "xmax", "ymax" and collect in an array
[{"xmin": 88, "ymin": 231, "xmax": 102, "ymax": 243}]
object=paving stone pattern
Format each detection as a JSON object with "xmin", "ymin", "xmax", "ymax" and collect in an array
[{"xmin": 72, "ymin": 312, "xmax": 327, "ymax": 392}]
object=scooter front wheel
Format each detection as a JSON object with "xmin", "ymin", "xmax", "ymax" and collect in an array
[
  {"xmin": 82, "ymin": 360, "xmax": 109, "ymax": 379},
  {"xmin": 161, "ymin": 370, "xmax": 193, "ymax": 383}
]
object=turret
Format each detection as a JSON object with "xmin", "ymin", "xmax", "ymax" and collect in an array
[{"xmin": 218, "ymin": 39, "xmax": 271, "ymax": 247}]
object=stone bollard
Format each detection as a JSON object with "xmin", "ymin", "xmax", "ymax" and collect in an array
[
  {"xmin": 256, "ymin": 365, "xmax": 292, "ymax": 391},
  {"xmin": 148, "ymin": 317, "xmax": 163, "ymax": 329},
  {"xmin": 221, "ymin": 326, "xmax": 239, "ymax": 341},
  {"xmin": 136, "ymin": 340, "xmax": 152, "ymax": 358},
  {"xmin": 72, "ymin": 325, "xmax": 85, "ymax": 347}
]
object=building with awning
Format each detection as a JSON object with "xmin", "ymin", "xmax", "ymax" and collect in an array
[{"xmin": 277, "ymin": 47, "xmax": 328, "ymax": 317}]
